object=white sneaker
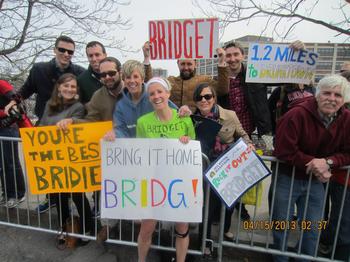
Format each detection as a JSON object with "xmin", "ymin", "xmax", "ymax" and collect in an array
[
  {"xmin": 5, "ymin": 196, "xmax": 25, "ymax": 209},
  {"xmin": 0, "ymin": 197, "xmax": 6, "ymax": 206},
  {"xmin": 5, "ymin": 198, "xmax": 18, "ymax": 208},
  {"xmin": 18, "ymin": 196, "xmax": 25, "ymax": 204}
]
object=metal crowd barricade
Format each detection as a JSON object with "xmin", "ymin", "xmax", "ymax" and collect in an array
[
  {"xmin": 0, "ymin": 135, "xmax": 211, "ymax": 258},
  {"xmin": 0, "ymin": 135, "xmax": 349, "ymax": 262},
  {"xmin": 210, "ymin": 156, "xmax": 350, "ymax": 262}
]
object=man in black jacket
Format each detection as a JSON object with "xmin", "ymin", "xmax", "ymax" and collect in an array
[
  {"xmin": 15, "ymin": 35, "xmax": 85, "ymax": 213},
  {"xmin": 218, "ymin": 42, "xmax": 271, "ymax": 137},
  {"xmin": 77, "ymin": 41, "xmax": 107, "ymax": 104},
  {"xmin": 18, "ymin": 35, "xmax": 85, "ymax": 120}
]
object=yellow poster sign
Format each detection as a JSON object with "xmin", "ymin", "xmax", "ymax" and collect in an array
[{"xmin": 20, "ymin": 121, "xmax": 112, "ymax": 194}]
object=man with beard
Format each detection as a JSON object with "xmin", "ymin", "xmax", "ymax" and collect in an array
[
  {"xmin": 57, "ymin": 56, "xmax": 123, "ymax": 126},
  {"xmin": 142, "ymin": 42, "xmax": 228, "ymax": 112},
  {"xmin": 56, "ymin": 57, "xmax": 123, "ymax": 225}
]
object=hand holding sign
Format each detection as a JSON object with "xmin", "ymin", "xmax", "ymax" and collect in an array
[
  {"xmin": 101, "ymin": 139, "xmax": 203, "ymax": 222},
  {"xmin": 143, "ymin": 41, "xmax": 151, "ymax": 64},
  {"xmin": 205, "ymin": 138, "xmax": 271, "ymax": 208},
  {"xmin": 246, "ymin": 43, "xmax": 319, "ymax": 84}
]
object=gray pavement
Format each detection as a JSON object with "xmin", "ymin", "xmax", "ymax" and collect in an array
[
  {"xmin": 0, "ymin": 224, "xmax": 272, "ymax": 262},
  {"xmin": 0, "ymin": 143, "xmax": 275, "ymax": 261}
]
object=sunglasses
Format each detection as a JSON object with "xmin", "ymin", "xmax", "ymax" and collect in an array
[
  {"xmin": 195, "ymin": 94, "xmax": 214, "ymax": 102},
  {"xmin": 100, "ymin": 70, "xmax": 118, "ymax": 78},
  {"xmin": 56, "ymin": 47, "xmax": 74, "ymax": 55}
]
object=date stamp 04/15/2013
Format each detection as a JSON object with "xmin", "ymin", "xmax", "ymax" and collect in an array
[{"xmin": 243, "ymin": 220, "xmax": 328, "ymax": 231}]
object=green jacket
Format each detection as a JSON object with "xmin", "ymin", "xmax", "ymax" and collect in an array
[{"xmin": 77, "ymin": 66, "xmax": 103, "ymax": 104}]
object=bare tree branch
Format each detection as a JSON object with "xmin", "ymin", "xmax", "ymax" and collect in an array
[
  {"xmin": 193, "ymin": 0, "xmax": 350, "ymax": 40},
  {"xmin": 0, "ymin": 0, "xmax": 35, "ymax": 56},
  {"xmin": 0, "ymin": 0, "xmax": 133, "ymax": 79}
]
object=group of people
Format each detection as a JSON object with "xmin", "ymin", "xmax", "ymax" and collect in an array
[{"xmin": 0, "ymin": 34, "xmax": 350, "ymax": 262}]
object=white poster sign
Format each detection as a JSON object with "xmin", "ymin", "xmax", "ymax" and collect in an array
[
  {"xmin": 149, "ymin": 18, "xmax": 219, "ymax": 60},
  {"xmin": 204, "ymin": 139, "xmax": 271, "ymax": 208},
  {"xmin": 101, "ymin": 139, "xmax": 203, "ymax": 222},
  {"xmin": 246, "ymin": 43, "xmax": 319, "ymax": 84}
]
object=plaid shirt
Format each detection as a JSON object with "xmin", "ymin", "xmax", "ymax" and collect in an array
[{"xmin": 228, "ymin": 73, "xmax": 255, "ymax": 135}]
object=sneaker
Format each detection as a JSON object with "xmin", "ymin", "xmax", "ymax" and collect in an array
[
  {"xmin": 18, "ymin": 196, "xmax": 25, "ymax": 204},
  {"xmin": 36, "ymin": 198, "xmax": 56, "ymax": 213},
  {"xmin": 224, "ymin": 232, "xmax": 235, "ymax": 242},
  {"xmin": 319, "ymin": 242, "xmax": 332, "ymax": 255},
  {"xmin": 240, "ymin": 205, "xmax": 251, "ymax": 221},
  {"xmin": 0, "ymin": 196, "xmax": 6, "ymax": 205},
  {"xmin": 91, "ymin": 206, "xmax": 100, "ymax": 219},
  {"xmin": 97, "ymin": 225, "xmax": 108, "ymax": 244},
  {"xmin": 5, "ymin": 198, "xmax": 19, "ymax": 209}
]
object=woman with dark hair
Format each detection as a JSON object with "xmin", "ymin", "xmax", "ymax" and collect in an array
[
  {"xmin": 192, "ymin": 82, "xmax": 254, "ymax": 253},
  {"xmin": 40, "ymin": 73, "xmax": 93, "ymax": 244}
]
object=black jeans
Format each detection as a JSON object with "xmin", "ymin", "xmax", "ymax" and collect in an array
[
  {"xmin": 53, "ymin": 192, "xmax": 93, "ymax": 234},
  {"xmin": 0, "ymin": 127, "xmax": 25, "ymax": 199}
]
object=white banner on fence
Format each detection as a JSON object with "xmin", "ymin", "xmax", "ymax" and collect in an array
[
  {"xmin": 149, "ymin": 18, "xmax": 219, "ymax": 60},
  {"xmin": 101, "ymin": 139, "xmax": 203, "ymax": 222},
  {"xmin": 246, "ymin": 43, "xmax": 319, "ymax": 84},
  {"xmin": 204, "ymin": 139, "xmax": 271, "ymax": 208}
]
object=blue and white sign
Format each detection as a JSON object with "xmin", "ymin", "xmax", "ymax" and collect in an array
[
  {"xmin": 246, "ymin": 43, "xmax": 319, "ymax": 84},
  {"xmin": 204, "ymin": 139, "xmax": 271, "ymax": 208}
]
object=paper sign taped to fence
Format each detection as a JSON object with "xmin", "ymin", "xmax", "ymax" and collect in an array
[
  {"xmin": 246, "ymin": 43, "xmax": 319, "ymax": 84},
  {"xmin": 19, "ymin": 121, "xmax": 112, "ymax": 194},
  {"xmin": 149, "ymin": 18, "xmax": 219, "ymax": 60},
  {"xmin": 101, "ymin": 139, "xmax": 203, "ymax": 222},
  {"xmin": 204, "ymin": 138, "xmax": 271, "ymax": 208}
]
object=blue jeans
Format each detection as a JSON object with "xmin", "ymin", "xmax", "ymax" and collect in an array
[
  {"xmin": 271, "ymin": 173, "xmax": 325, "ymax": 262},
  {"xmin": 0, "ymin": 127, "xmax": 25, "ymax": 199},
  {"xmin": 321, "ymin": 181, "xmax": 350, "ymax": 260}
]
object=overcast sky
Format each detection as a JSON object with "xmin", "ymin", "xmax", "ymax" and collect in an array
[{"xmin": 98, "ymin": 0, "xmax": 349, "ymax": 75}]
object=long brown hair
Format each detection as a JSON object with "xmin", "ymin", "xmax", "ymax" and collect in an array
[{"xmin": 47, "ymin": 73, "xmax": 79, "ymax": 115}]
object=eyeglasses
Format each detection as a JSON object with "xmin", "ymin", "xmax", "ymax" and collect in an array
[
  {"xmin": 56, "ymin": 47, "xmax": 74, "ymax": 55},
  {"xmin": 195, "ymin": 94, "xmax": 214, "ymax": 102},
  {"xmin": 100, "ymin": 71, "xmax": 118, "ymax": 78}
]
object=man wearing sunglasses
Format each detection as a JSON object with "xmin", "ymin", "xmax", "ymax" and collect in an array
[
  {"xmin": 9, "ymin": 35, "xmax": 85, "ymax": 214},
  {"xmin": 17, "ymin": 35, "xmax": 85, "ymax": 121},
  {"xmin": 56, "ymin": 57, "xmax": 123, "ymax": 224},
  {"xmin": 57, "ymin": 56, "xmax": 123, "ymax": 127}
]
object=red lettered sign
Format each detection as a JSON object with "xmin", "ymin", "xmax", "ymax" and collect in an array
[{"xmin": 149, "ymin": 18, "xmax": 219, "ymax": 60}]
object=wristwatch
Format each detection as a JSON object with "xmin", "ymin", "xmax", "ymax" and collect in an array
[{"xmin": 326, "ymin": 158, "xmax": 334, "ymax": 169}]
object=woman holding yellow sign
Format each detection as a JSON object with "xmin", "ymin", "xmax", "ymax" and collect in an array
[{"xmin": 40, "ymin": 73, "xmax": 93, "ymax": 246}]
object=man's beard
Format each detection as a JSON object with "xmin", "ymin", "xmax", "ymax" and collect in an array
[
  {"xmin": 105, "ymin": 79, "xmax": 121, "ymax": 90},
  {"xmin": 104, "ymin": 79, "xmax": 122, "ymax": 96},
  {"xmin": 180, "ymin": 68, "xmax": 196, "ymax": 80}
]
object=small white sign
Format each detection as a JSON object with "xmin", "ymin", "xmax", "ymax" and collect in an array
[{"xmin": 204, "ymin": 139, "xmax": 271, "ymax": 208}]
